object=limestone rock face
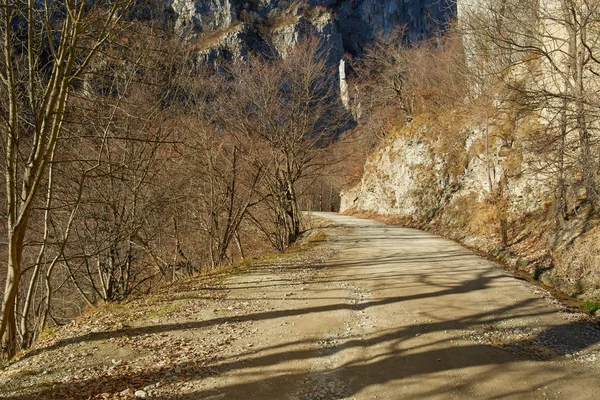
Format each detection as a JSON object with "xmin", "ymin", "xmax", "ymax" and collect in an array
[
  {"xmin": 340, "ymin": 118, "xmax": 552, "ymax": 222},
  {"xmin": 162, "ymin": 1, "xmax": 455, "ymax": 62},
  {"xmin": 349, "ymin": 132, "xmax": 433, "ymax": 216},
  {"xmin": 339, "ymin": 59, "xmax": 349, "ymax": 108},
  {"xmin": 195, "ymin": 23, "xmax": 252, "ymax": 69},
  {"xmin": 167, "ymin": 0, "xmax": 238, "ymax": 33},
  {"xmin": 333, "ymin": 0, "xmax": 453, "ymax": 55},
  {"xmin": 269, "ymin": 8, "xmax": 343, "ymax": 62}
]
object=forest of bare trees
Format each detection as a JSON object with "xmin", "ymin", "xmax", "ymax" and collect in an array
[
  {"xmin": 459, "ymin": 0, "xmax": 600, "ymax": 223},
  {"xmin": 0, "ymin": 1, "xmax": 346, "ymax": 360},
  {"xmin": 343, "ymin": 0, "xmax": 600, "ymax": 221}
]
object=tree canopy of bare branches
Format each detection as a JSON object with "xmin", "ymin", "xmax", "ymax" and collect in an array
[
  {"xmin": 0, "ymin": 0, "xmax": 135, "ymax": 359},
  {"xmin": 221, "ymin": 38, "xmax": 347, "ymax": 250}
]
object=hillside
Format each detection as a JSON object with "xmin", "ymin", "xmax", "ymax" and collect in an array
[
  {"xmin": 338, "ymin": 0, "xmax": 600, "ymax": 311},
  {"xmin": 341, "ymin": 110, "xmax": 600, "ymax": 310},
  {"xmin": 3, "ymin": 0, "xmax": 600, "ymax": 385}
]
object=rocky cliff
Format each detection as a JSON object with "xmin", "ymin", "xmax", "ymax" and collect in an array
[
  {"xmin": 340, "ymin": 115, "xmax": 550, "ymax": 218},
  {"xmin": 160, "ymin": 1, "xmax": 455, "ymax": 63}
]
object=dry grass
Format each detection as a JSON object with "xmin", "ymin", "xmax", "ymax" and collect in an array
[
  {"xmin": 190, "ymin": 22, "xmax": 245, "ymax": 51},
  {"xmin": 555, "ymin": 225, "xmax": 600, "ymax": 298}
]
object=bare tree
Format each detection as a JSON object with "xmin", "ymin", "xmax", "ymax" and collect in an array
[
  {"xmin": 55, "ymin": 22, "xmax": 187, "ymax": 304},
  {"xmin": 222, "ymin": 38, "xmax": 346, "ymax": 250},
  {"xmin": 185, "ymin": 123, "xmax": 262, "ymax": 268},
  {"xmin": 460, "ymin": 0, "xmax": 600, "ymax": 218},
  {"xmin": 8, "ymin": 19, "xmax": 188, "ymax": 353},
  {"xmin": 0, "ymin": 0, "xmax": 133, "ymax": 359}
]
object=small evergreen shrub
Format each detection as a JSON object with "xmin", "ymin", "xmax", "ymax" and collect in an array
[{"xmin": 582, "ymin": 300, "xmax": 600, "ymax": 314}]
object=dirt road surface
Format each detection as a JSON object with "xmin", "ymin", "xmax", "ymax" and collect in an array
[{"xmin": 2, "ymin": 212, "xmax": 600, "ymax": 399}]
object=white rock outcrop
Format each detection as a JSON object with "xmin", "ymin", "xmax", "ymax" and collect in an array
[
  {"xmin": 341, "ymin": 118, "xmax": 552, "ymax": 221},
  {"xmin": 163, "ymin": 1, "xmax": 455, "ymax": 62}
]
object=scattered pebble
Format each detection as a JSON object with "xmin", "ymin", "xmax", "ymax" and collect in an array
[
  {"xmin": 295, "ymin": 376, "xmax": 351, "ymax": 400},
  {"xmin": 134, "ymin": 389, "xmax": 148, "ymax": 398}
]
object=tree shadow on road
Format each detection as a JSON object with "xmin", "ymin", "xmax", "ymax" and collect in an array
[
  {"xmin": 4, "ymin": 221, "xmax": 600, "ymax": 399},
  {"xmin": 3, "ymin": 316, "xmax": 597, "ymax": 400},
  {"xmin": 3, "ymin": 265, "xmax": 599, "ymax": 400}
]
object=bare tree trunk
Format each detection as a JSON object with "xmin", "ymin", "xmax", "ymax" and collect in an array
[
  {"xmin": 319, "ymin": 180, "xmax": 324, "ymax": 211},
  {"xmin": 19, "ymin": 142, "xmax": 57, "ymax": 349},
  {"xmin": 560, "ymin": 0, "xmax": 598, "ymax": 209},
  {"xmin": 234, "ymin": 232, "xmax": 245, "ymax": 260},
  {"xmin": 0, "ymin": 0, "xmax": 132, "ymax": 359},
  {"xmin": 497, "ymin": 176, "xmax": 509, "ymax": 247},
  {"xmin": 485, "ymin": 112, "xmax": 494, "ymax": 194},
  {"xmin": 555, "ymin": 105, "xmax": 568, "ymax": 230}
]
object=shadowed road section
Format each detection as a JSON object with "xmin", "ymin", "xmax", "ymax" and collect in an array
[
  {"xmin": 190, "ymin": 212, "xmax": 600, "ymax": 399},
  {"xmin": 2, "ymin": 213, "xmax": 599, "ymax": 399}
]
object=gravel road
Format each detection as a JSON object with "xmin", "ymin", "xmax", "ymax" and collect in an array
[
  {"xmin": 190, "ymin": 212, "xmax": 600, "ymax": 399},
  {"xmin": 2, "ymin": 212, "xmax": 599, "ymax": 399}
]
